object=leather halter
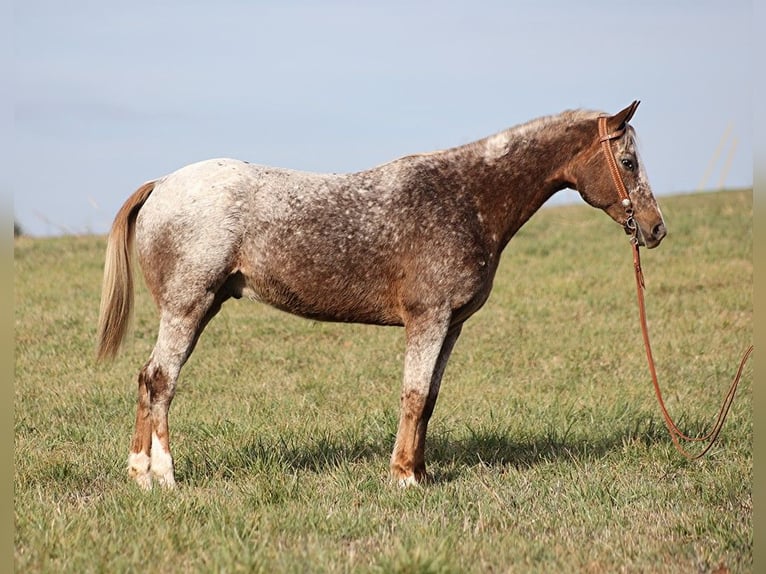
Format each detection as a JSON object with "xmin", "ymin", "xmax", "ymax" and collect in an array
[
  {"xmin": 598, "ymin": 115, "xmax": 637, "ymax": 236},
  {"xmin": 596, "ymin": 114, "xmax": 752, "ymax": 460}
]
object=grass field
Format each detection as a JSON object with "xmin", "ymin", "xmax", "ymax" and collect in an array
[{"xmin": 14, "ymin": 189, "xmax": 752, "ymax": 573}]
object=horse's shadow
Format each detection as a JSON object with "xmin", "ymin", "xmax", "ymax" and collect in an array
[
  {"xmin": 183, "ymin": 416, "xmax": 674, "ymax": 485},
  {"xmin": 424, "ymin": 421, "xmax": 671, "ymax": 483}
]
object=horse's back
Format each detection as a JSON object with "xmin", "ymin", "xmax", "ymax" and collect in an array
[
  {"xmin": 132, "ymin": 156, "xmax": 491, "ymax": 325},
  {"xmin": 133, "ymin": 157, "xmax": 397, "ymax": 321}
]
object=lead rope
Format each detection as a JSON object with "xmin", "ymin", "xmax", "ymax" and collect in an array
[
  {"xmin": 631, "ymin": 239, "xmax": 753, "ymax": 459},
  {"xmin": 598, "ymin": 116, "xmax": 753, "ymax": 460}
]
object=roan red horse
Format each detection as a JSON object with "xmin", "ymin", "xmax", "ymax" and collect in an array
[{"xmin": 97, "ymin": 101, "xmax": 666, "ymax": 489}]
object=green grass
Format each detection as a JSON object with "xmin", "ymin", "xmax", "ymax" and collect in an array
[{"xmin": 15, "ymin": 189, "xmax": 752, "ymax": 573}]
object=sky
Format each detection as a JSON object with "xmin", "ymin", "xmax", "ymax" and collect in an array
[{"xmin": 13, "ymin": 0, "xmax": 752, "ymax": 237}]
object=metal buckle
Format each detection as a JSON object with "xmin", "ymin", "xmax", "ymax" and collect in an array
[{"xmin": 624, "ymin": 214, "xmax": 639, "ymax": 242}]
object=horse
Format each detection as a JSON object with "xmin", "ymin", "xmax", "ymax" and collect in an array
[{"xmin": 96, "ymin": 100, "xmax": 666, "ymax": 489}]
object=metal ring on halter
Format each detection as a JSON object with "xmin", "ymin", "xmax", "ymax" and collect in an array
[{"xmin": 624, "ymin": 215, "xmax": 638, "ymax": 239}]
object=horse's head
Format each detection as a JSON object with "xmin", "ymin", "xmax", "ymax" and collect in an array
[{"xmin": 570, "ymin": 101, "xmax": 666, "ymax": 249}]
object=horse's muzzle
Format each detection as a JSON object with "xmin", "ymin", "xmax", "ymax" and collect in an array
[
  {"xmin": 624, "ymin": 220, "xmax": 666, "ymax": 249},
  {"xmin": 650, "ymin": 222, "xmax": 667, "ymax": 245},
  {"xmin": 638, "ymin": 221, "xmax": 667, "ymax": 249}
]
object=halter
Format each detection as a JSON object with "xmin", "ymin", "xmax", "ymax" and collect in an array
[
  {"xmin": 596, "ymin": 114, "xmax": 752, "ymax": 460},
  {"xmin": 598, "ymin": 115, "xmax": 638, "ymax": 240}
]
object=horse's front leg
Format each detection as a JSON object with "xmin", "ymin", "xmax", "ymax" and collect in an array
[{"xmin": 390, "ymin": 312, "xmax": 460, "ymax": 487}]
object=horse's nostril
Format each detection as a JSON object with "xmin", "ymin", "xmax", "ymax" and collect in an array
[{"xmin": 652, "ymin": 222, "xmax": 667, "ymax": 241}]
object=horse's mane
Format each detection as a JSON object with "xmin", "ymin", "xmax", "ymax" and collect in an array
[{"xmin": 504, "ymin": 108, "xmax": 602, "ymax": 139}]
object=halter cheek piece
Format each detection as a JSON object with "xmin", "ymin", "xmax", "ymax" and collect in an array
[{"xmin": 597, "ymin": 115, "xmax": 638, "ymax": 242}]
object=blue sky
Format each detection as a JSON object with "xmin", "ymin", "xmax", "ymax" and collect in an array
[{"xmin": 14, "ymin": 0, "xmax": 751, "ymax": 236}]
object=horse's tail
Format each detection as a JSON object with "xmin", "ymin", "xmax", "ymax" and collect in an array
[{"xmin": 96, "ymin": 181, "xmax": 156, "ymax": 361}]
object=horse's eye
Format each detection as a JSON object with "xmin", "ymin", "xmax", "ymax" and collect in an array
[{"xmin": 621, "ymin": 158, "xmax": 635, "ymax": 171}]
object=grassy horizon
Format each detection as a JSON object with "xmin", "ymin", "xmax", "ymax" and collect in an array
[{"xmin": 15, "ymin": 189, "xmax": 752, "ymax": 573}]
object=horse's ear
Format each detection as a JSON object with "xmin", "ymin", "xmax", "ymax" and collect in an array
[{"xmin": 608, "ymin": 100, "xmax": 640, "ymax": 130}]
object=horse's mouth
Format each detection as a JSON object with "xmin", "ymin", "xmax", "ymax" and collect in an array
[
  {"xmin": 644, "ymin": 236, "xmax": 663, "ymax": 249},
  {"xmin": 626, "ymin": 221, "xmax": 666, "ymax": 249}
]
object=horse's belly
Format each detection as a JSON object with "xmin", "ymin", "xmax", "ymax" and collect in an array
[{"xmin": 240, "ymin": 253, "xmax": 404, "ymax": 325}]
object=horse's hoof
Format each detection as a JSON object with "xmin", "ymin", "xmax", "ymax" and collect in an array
[
  {"xmin": 150, "ymin": 437, "xmax": 176, "ymax": 489},
  {"xmin": 135, "ymin": 474, "xmax": 153, "ymax": 490},
  {"xmin": 398, "ymin": 475, "xmax": 419, "ymax": 488},
  {"xmin": 154, "ymin": 474, "xmax": 177, "ymax": 489},
  {"xmin": 128, "ymin": 452, "xmax": 152, "ymax": 490}
]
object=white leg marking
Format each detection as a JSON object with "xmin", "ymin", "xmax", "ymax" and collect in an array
[
  {"xmin": 128, "ymin": 451, "xmax": 152, "ymax": 490},
  {"xmin": 150, "ymin": 432, "xmax": 176, "ymax": 489},
  {"xmin": 398, "ymin": 475, "xmax": 419, "ymax": 488}
]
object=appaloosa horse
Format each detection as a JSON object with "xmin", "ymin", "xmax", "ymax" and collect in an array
[{"xmin": 97, "ymin": 101, "xmax": 665, "ymax": 489}]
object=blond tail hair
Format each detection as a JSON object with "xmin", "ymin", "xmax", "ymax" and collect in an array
[{"xmin": 96, "ymin": 181, "xmax": 155, "ymax": 361}]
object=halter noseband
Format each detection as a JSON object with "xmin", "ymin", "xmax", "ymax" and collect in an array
[{"xmin": 598, "ymin": 116, "xmax": 638, "ymax": 241}]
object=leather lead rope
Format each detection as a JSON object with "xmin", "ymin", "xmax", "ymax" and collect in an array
[
  {"xmin": 631, "ymin": 239, "xmax": 753, "ymax": 459},
  {"xmin": 598, "ymin": 116, "xmax": 753, "ymax": 460}
]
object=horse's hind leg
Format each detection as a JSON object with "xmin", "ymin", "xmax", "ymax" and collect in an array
[
  {"xmin": 128, "ymin": 288, "xmax": 228, "ymax": 489},
  {"xmin": 128, "ymin": 369, "xmax": 153, "ymax": 489}
]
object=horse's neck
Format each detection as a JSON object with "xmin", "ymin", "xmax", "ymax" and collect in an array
[{"xmin": 463, "ymin": 118, "xmax": 593, "ymax": 251}]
